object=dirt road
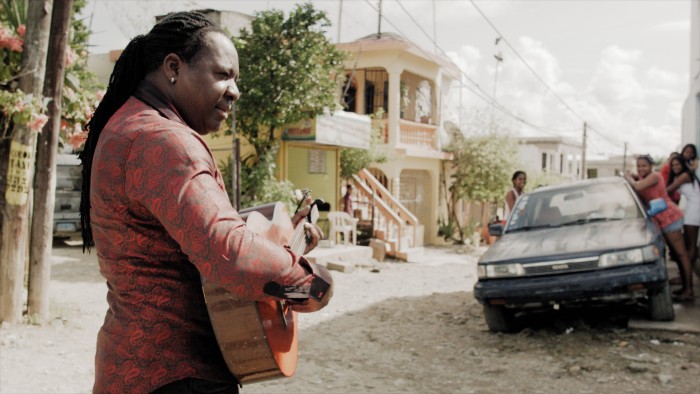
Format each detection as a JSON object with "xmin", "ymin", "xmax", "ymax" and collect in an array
[{"xmin": 1, "ymin": 244, "xmax": 698, "ymax": 393}]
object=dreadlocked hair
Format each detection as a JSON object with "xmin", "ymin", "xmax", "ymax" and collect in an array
[{"xmin": 79, "ymin": 11, "xmax": 225, "ymax": 251}]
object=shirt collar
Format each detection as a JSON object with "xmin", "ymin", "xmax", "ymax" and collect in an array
[{"xmin": 133, "ymin": 80, "xmax": 187, "ymax": 127}]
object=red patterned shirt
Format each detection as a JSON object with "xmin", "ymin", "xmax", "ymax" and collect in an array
[{"xmin": 91, "ymin": 81, "xmax": 314, "ymax": 393}]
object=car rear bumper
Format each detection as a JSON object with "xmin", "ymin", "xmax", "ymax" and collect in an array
[{"xmin": 473, "ymin": 260, "xmax": 667, "ymax": 308}]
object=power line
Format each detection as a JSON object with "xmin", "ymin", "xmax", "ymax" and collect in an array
[
  {"xmin": 468, "ymin": 0, "xmax": 587, "ymax": 125},
  {"xmin": 467, "ymin": 0, "xmax": 625, "ymax": 151},
  {"xmin": 386, "ymin": 0, "xmax": 578, "ymax": 137}
]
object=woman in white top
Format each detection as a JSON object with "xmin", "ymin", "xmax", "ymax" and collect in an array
[
  {"xmin": 504, "ymin": 171, "xmax": 526, "ymax": 221},
  {"xmin": 681, "ymin": 143, "xmax": 699, "ymax": 179},
  {"xmin": 667, "ymin": 155, "xmax": 700, "ymax": 287}
]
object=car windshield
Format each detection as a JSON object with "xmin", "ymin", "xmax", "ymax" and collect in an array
[{"xmin": 506, "ymin": 181, "xmax": 643, "ymax": 232}]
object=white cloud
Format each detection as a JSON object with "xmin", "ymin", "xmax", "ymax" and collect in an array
[
  {"xmin": 589, "ymin": 46, "xmax": 645, "ymax": 105},
  {"xmin": 447, "ymin": 45, "xmax": 483, "ymax": 80},
  {"xmin": 645, "ymin": 66, "xmax": 683, "ymax": 88}
]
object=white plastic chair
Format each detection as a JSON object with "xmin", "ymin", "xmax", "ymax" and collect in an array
[{"xmin": 326, "ymin": 211, "xmax": 359, "ymax": 246}]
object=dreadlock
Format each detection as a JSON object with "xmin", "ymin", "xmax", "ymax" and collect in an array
[{"xmin": 79, "ymin": 11, "xmax": 225, "ymax": 251}]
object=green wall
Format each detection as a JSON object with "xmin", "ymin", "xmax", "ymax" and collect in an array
[{"xmin": 287, "ymin": 146, "xmax": 338, "ymax": 211}]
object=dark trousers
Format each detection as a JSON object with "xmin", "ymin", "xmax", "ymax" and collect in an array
[{"xmin": 151, "ymin": 378, "xmax": 239, "ymax": 394}]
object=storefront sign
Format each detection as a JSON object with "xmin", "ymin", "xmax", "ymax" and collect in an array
[
  {"xmin": 283, "ymin": 111, "xmax": 370, "ymax": 149},
  {"xmin": 5, "ymin": 141, "xmax": 34, "ymax": 205}
]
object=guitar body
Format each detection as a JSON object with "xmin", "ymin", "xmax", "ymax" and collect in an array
[{"xmin": 202, "ymin": 202, "xmax": 301, "ymax": 384}]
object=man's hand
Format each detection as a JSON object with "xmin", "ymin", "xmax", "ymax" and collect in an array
[
  {"xmin": 291, "ymin": 262, "xmax": 333, "ymax": 313},
  {"xmin": 292, "ymin": 205, "xmax": 324, "ymax": 254}
]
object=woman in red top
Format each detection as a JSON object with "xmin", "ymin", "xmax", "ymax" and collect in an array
[
  {"xmin": 625, "ymin": 155, "xmax": 694, "ymax": 302},
  {"xmin": 79, "ymin": 12, "xmax": 333, "ymax": 393}
]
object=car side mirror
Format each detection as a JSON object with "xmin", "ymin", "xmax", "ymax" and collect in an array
[{"xmin": 488, "ymin": 222, "xmax": 503, "ymax": 236}]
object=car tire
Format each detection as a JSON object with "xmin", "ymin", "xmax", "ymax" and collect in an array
[
  {"xmin": 648, "ymin": 281, "xmax": 675, "ymax": 321},
  {"xmin": 483, "ymin": 304, "xmax": 519, "ymax": 333}
]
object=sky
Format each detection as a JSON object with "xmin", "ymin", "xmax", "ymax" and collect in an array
[{"xmin": 81, "ymin": 0, "xmax": 692, "ymax": 159}]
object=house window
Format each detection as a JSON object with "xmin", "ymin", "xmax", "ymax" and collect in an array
[
  {"xmin": 541, "ymin": 153, "xmax": 547, "ymax": 171},
  {"xmin": 364, "ymin": 68, "xmax": 388, "ymax": 116},
  {"xmin": 341, "ymin": 73, "xmax": 357, "ymax": 113},
  {"xmin": 308, "ymin": 149, "xmax": 326, "ymax": 174},
  {"xmin": 587, "ymin": 168, "xmax": 598, "ymax": 179}
]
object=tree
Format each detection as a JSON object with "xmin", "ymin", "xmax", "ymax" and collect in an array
[
  {"xmin": 0, "ymin": 0, "xmax": 52, "ymax": 324},
  {"xmin": 441, "ymin": 113, "xmax": 519, "ymax": 242},
  {"xmin": 0, "ymin": 0, "xmax": 101, "ymax": 323},
  {"xmin": 28, "ymin": 0, "xmax": 73, "ymax": 324},
  {"xmin": 229, "ymin": 3, "xmax": 347, "ymax": 205}
]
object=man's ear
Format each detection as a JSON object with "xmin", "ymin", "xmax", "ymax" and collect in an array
[{"xmin": 163, "ymin": 53, "xmax": 183, "ymax": 82}]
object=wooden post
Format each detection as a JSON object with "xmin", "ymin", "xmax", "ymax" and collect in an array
[
  {"xmin": 0, "ymin": 0, "xmax": 54, "ymax": 324},
  {"xmin": 28, "ymin": 0, "xmax": 73, "ymax": 323}
]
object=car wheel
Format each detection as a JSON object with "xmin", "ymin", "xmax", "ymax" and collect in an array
[
  {"xmin": 648, "ymin": 281, "xmax": 675, "ymax": 321},
  {"xmin": 482, "ymin": 304, "xmax": 519, "ymax": 333}
]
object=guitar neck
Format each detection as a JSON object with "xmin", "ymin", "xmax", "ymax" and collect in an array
[{"xmin": 288, "ymin": 205, "xmax": 318, "ymax": 256}]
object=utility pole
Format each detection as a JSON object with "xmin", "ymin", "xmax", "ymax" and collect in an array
[
  {"xmin": 377, "ymin": 0, "xmax": 382, "ymax": 38},
  {"xmin": 28, "ymin": 0, "xmax": 73, "ymax": 324},
  {"xmin": 622, "ymin": 141, "xmax": 628, "ymax": 175},
  {"xmin": 337, "ymin": 0, "xmax": 343, "ymax": 44},
  {"xmin": 581, "ymin": 122, "xmax": 587, "ymax": 180},
  {"xmin": 0, "ymin": 0, "xmax": 54, "ymax": 324},
  {"xmin": 432, "ymin": 0, "xmax": 437, "ymax": 53},
  {"xmin": 490, "ymin": 38, "xmax": 503, "ymax": 133},
  {"xmin": 231, "ymin": 106, "xmax": 240, "ymax": 211}
]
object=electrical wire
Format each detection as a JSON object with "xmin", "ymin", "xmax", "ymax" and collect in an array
[
  {"xmin": 467, "ymin": 0, "xmax": 626, "ymax": 151},
  {"xmin": 384, "ymin": 0, "xmax": 579, "ymax": 137}
]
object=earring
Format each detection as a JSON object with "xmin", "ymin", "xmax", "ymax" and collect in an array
[{"xmin": 170, "ymin": 77, "xmax": 176, "ymax": 84}]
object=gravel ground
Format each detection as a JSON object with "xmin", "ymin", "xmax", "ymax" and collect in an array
[{"xmin": 1, "ymin": 243, "xmax": 698, "ymax": 394}]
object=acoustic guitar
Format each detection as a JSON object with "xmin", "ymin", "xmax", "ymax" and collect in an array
[{"xmin": 201, "ymin": 201, "xmax": 318, "ymax": 384}]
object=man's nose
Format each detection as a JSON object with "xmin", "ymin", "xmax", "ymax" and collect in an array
[{"xmin": 226, "ymin": 80, "xmax": 241, "ymax": 102}]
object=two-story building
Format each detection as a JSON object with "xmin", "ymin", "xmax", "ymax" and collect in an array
[
  {"xmin": 335, "ymin": 32, "xmax": 460, "ymax": 257},
  {"xmin": 516, "ymin": 136, "xmax": 583, "ymax": 181}
]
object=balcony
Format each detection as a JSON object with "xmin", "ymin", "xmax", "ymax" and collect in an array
[{"xmin": 373, "ymin": 118, "xmax": 451, "ymax": 159}]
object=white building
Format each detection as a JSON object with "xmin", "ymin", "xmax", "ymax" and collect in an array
[
  {"xmin": 681, "ymin": 0, "xmax": 700, "ymax": 148},
  {"xmin": 516, "ymin": 136, "xmax": 583, "ymax": 181},
  {"xmin": 586, "ymin": 155, "xmax": 636, "ymax": 178}
]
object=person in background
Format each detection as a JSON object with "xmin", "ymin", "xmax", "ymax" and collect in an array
[
  {"xmin": 659, "ymin": 152, "xmax": 681, "ymax": 204},
  {"xmin": 681, "ymin": 143, "xmax": 698, "ymax": 175},
  {"xmin": 625, "ymin": 155, "xmax": 694, "ymax": 302},
  {"xmin": 79, "ymin": 11, "xmax": 333, "ymax": 393},
  {"xmin": 667, "ymin": 155, "xmax": 700, "ymax": 286},
  {"xmin": 504, "ymin": 171, "xmax": 526, "ymax": 221},
  {"xmin": 343, "ymin": 184, "xmax": 354, "ymax": 216}
]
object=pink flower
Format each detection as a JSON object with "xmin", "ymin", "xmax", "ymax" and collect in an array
[
  {"xmin": 95, "ymin": 90, "xmax": 106, "ymax": 102},
  {"xmin": 0, "ymin": 35, "xmax": 23, "ymax": 52},
  {"xmin": 16, "ymin": 25, "xmax": 25, "ymax": 38},
  {"xmin": 67, "ymin": 130, "xmax": 88, "ymax": 150},
  {"xmin": 28, "ymin": 113, "xmax": 49, "ymax": 133}
]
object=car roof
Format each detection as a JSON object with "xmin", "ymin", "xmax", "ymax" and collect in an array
[
  {"xmin": 56, "ymin": 153, "xmax": 80, "ymax": 166},
  {"xmin": 530, "ymin": 177, "xmax": 627, "ymax": 194}
]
